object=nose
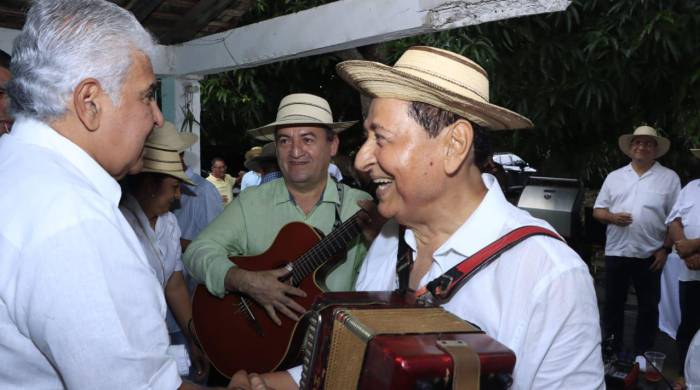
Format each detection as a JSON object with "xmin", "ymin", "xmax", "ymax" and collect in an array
[
  {"xmin": 174, "ymin": 185, "xmax": 181, "ymax": 200},
  {"xmin": 152, "ymin": 102, "xmax": 164, "ymax": 128},
  {"xmin": 354, "ymin": 138, "xmax": 376, "ymax": 174},
  {"xmin": 289, "ymin": 138, "xmax": 304, "ymax": 158}
]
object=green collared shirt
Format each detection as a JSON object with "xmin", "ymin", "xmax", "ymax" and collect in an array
[{"xmin": 183, "ymin": 176, "xmax": 372, "ymax": 297}]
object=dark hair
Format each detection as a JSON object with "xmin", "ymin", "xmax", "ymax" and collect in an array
[
  {"xmin": 210, "ymin": 157, "xmax": 226, "ymax": 167},
  {"xmin": 407, "ymin": 101, "xmax": 491, "ymax": 167},
  {"xmin": 0, "ymin": 49, "xmax": 9, "ymax": 69}
]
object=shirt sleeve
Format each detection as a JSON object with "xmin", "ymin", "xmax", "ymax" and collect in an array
[
  {"xmin": 666, "ymin": 184, "xmax": 689, "ymax": 225},
  {"xmin": 18, "ymin": 219, "xmax": 181, "ymax": 390},
  {"xmin": 183, "ymin": 195, "xmax": 248, "ymax": 297},
  {"xmin": 666, "ymin": 173, "xmax": 682, "ymax": 216},
  {"xmin": 516, "ymin": 264, "xmax": 604, "ymax": 389},
  {"xmin": 593, "ymin": 175, "xmax": 612, "ymax": 209}
]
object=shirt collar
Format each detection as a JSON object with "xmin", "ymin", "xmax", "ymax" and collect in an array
[
  {"xmin": 403, "ymin": 173, "xmax": 508, "ymax": 260},
  {"xmin": 10, "ymin": 117, "xmax": 122, "ymax": 206},
  {"xmin": 273, "ymin": 175, "xmax": 339, "ymax": 206},
  {"xmin": 624, "ymin": 161, "xmax": 659, "ymax": 177}
]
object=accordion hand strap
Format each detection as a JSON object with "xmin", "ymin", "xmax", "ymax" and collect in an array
[{"xmin": 415, "ymin": 225, "xmax": 562, "ymax": 303}]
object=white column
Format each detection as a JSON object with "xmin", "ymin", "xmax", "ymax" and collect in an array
[{"xmin": 159, "ymin": 75, "xmax": 203, "ymax": 174}]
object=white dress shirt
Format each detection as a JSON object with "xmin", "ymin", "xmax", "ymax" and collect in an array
[
  {"xmin": 173, "ymin": 167, "xmax": 224, "ymax": 241},
  {"xmin": 595, "ymin": 162, "xmax": 680, "ymax": 258},
  {"xmin": 687, "ymin": 330, "xmax": 700, "ymax": 390},
  {"xmin": 665, "ymin": 179, "xmax": 700, "ymax": 281},
  {"xmin": 328, "ymin": 162, "xmax": 343, "ymax": 182},
  {"xmin": 354, "ymin": 174, "xmax": 604, "ymax": 389},
  {"xmin": 0, "ymin": 118, "xmax": 180, "ymax": 389}
]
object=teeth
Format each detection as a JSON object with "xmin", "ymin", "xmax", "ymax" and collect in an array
[{"xmin": 373, "ymin": 178, "xmax": 393, "ymax": 185}]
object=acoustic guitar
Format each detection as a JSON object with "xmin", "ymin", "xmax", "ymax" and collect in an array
[{"xmin": 191, "ymin": 211, "xmax": 364, "ymax": 378}]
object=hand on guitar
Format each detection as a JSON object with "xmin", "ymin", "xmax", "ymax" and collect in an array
[
  {"xmin": 357, "ymin": 199, "xmax": 387, "ymax": 244},
  {"xmin": 225, "ymin": 267, "xmax": 307, "ymax": 326}
]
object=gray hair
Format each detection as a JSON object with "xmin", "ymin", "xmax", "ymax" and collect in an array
[{"xmin": 7, "ymin": 0, "xmax": 157, "ymax": 121}]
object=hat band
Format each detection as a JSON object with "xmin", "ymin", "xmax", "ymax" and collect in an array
[{"xmin": 278, "ymin": 101, "xmax": 332, "ymax": 116}]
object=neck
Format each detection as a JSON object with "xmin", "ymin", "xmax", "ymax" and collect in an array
[
  {"xmin": 631, "ymin": 159, "xmax": 655, "ymax": 175},
  {"xmin": 132, "ymin": 190, "xmax": 160, "ymax": 229},
  {"xmin": 286, "ymin": 177, "xmax": 328, "ymax": 215},
  {"xmin": 410, "ymin": 168, "xmax": 487, "ymax": 254}
]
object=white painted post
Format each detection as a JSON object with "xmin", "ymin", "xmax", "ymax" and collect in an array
[{"xmin": 160, "ymin": 75, "xmax": 203, "ymax": 175}]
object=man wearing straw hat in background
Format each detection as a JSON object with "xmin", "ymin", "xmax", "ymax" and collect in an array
[
  {"xmin": 240, "ymin": 146, "xmax": 263, "ymax": 191},
  {"xmin": 261, "ymin": 46, "xmax": 603, "ymax": 389},
  {"xmin": 184, "ymin": 93, "xmax": 376, "ymax": 328},
  {"xmin": 594, "ymin": 126, "xmax": 680, "ymax": 358},
  {"xmin": 147, "ymin": 121, "xmax": 224, "ymax": 251},
  {"xmin": 666, "ymin": 148, "xmax": 700, "ymax": 388},
  {"xmin": 244, "ymin": 141, "xmax": 281, "ymax": 185}
]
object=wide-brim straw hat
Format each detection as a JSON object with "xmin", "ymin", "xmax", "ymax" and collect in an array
[
  {"xmin": 247, "ymin": 93, "xmax": 357, "ymax": 141},
  {"xmin": 245, "ymin": 142, "xmax": 276, "ymax": 171},
  {"xmin": 141, "ymin": 145, "xmax": 194, "ymax": 185},
  {"xmin": 691, "ymin": 148, "xmax": 700, "ymax": 159},
  {"xmin": 618, "ymin": 125, "xmax": 670, "ymax": 159},
  {"xmin": 336, "ymin": 46, "xmax": 533, "ymax": 130},
  {"xmin": 146, "ymin": 121, "xmax": 198, "ymax": 153},
  {"xmin": 244, "ymin": 146, "xmax": 263, "ymax": 162}
]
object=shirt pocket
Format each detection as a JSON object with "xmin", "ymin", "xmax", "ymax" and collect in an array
[{"xmin": 639, "ymin": 190, "xmax": 669, "ymax": 225}]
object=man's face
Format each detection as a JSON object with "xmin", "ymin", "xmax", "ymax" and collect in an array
[
  {"xmin": 0, "ymin": 66, "xmax": 12, "ymax": 135},
  {"xmin": 211, "ymin": 160, "xmax": 226, "ymax": 179},
  {"xmin": 275, "ymin": 125, "xmax": 338, "ymax": 191},
  {"xmin": 153, "ymin": 176, "xmax": 181, "ymax": 216},
  {"xmin": 95, "ymin": 51, "xmax": 163, "ymax": 179},
  {"xmin": 629, "ymin": 135, "xmax": 657, "ymax": 164},
  {"xmin": 354, "ymin": 98, "xmax": 446, "ymax": 223}
]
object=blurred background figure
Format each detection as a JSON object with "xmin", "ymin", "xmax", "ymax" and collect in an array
[
  {"xmin": 240, "ymin": 146, "xmax": 262, "ymax": 191},
  {"xmin": 244, "ymin": 141, "xmax": 281, "ymax": 185},
  {"xmin": 0, "ymin": 49, "xmax": 12, "ymax": 135},
  {"xmin": 207, "ymin": 157, "xmax": 236, "ymax": 205}
]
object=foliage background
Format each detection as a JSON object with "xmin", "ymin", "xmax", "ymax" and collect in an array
[{"xmin": 200, "ymin": 0, "xmax": 700, "ymax": 187}]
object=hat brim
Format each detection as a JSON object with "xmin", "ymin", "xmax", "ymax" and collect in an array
[
  {"xmin": 618, "ymin": 134, "xmax": 670, "ymax": 159},
  {"xmin": 336, "ymin": 60, "xmax": 533, "ymax": 130},
  {"xmin": 247, "ymin": 117, "xmax": 357, "ymax": 141},
  {"xmin": 244, "ymin": 155, "xmax": 276, "ymax": 171},
  {"xmin": 691, "ymin": 149, "xmax": 700, "ymax": 159},
  {"xmin": 176, "ymin": 132, "xmax": 198, "ymax": 153},
  {"xmin": 140, "ymin": 167, "xmax": 194, "ymax": 186}
]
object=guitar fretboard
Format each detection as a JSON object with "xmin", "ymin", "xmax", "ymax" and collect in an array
[{"xmin": 289, "ymin": 211, "xmax": 363, "ymax": 285}]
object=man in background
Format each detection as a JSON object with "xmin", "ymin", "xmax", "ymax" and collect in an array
[
  {"xmin": 207, "ymin": 157, "xmax": 236, "ymax": 205},
  {"xmin": 0, "ymin": 49, "xmax": 12, "ymax": 135}
]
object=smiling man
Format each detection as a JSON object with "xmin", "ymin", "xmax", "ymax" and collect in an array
[
  {"xmin": 260, "ymin": 46, "xmax": 604, "ymax": 390},
  {"xmin": 594, "ymin": 125, "xmax": 680, "ymax": 358},
  {"xmin": 184, "ymin": 93, "xmax": 373, "ymax": 329}
]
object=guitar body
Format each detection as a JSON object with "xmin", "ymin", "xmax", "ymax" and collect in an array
[{"xmin": 192, "ymin": 222, "xmax": 340, "ymax": 378}]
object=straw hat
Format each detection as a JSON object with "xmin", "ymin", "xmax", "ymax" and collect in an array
[
  {"xmin": 691, "ymin": 149, "xmax": 700, "ymax": 159},
  {"xmin": 247, "ymin": 93, "xmax": 357, "ymax": 141},
  {"xmin": 244, "ymin": 142, "xmax": 276, "ymax": 171},
  {"xmin": 336, "ymin": 46, "xmax": 533, "ymax": 130},
  {"xmin": 141, "ymin": 145, "xmax": 194, "ymax": 185},
  {"xmin": 244, "ymin": 146, "xmax": 263, "ymax": 161},
  {"xmin": 617, "ymin": 126, "xmax": 670, "ymax": 159},
  {"xmin": 146, "ymin": 121, "xmax": 198, "ymax": 153}
]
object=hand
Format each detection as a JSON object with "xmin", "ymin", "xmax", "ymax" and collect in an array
[
  {"xmin": 611, "ymin": 212, "xmax": 633, "ymax": 226},
  {"xmin": 229, "ymin": 370, "xmax": 271, "ymax": 390},
  {"xmin": 188, "ymin": 340, "xmax": 209, "ymax": 383},
  {"xmin": 356, "ymin": 199, "xmax": 387, "ymax": 243},
  {"xmin": 650, "ymin": 248, "xmax": 668, "ymax": 271},
  {"xmin": 683, "ymin": 253, "xmax": 700, "ymax": 270},
  {"xmin": 222, "ymin": 195, "xmax": 229, "ymax": 203},
  {"xmin": 675, "ymin": 238, "xmax": 700, "ymax": 258},
  {"xmin": 226, "ymin": 267, "xmax": 307, "ymax": 326}
]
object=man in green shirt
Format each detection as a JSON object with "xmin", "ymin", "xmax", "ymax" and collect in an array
[{"xmin": 183, "ymin": 93, "xmax": 374, "ymax": 326}]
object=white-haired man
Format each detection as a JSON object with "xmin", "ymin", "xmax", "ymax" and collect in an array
[
  {"xmin": 262, "ymin": 47, "xmax": 603, "ymax": 390},
  {"xmin": 594, "ymin": 126, "xmax": 680, "ymax": 357},
  {"xmin": 0, "ymin": 1, "xmax": 254, "ymax": 389}
]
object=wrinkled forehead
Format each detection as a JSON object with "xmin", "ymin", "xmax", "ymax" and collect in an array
[{"xmin": 275, "ymin": 125, "xmax": 331, "ymax": 139}]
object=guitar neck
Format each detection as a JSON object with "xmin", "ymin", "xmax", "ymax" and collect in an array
[{"xmin": 290, "ymin": 211, "xmax": 363, "ymax": 281}]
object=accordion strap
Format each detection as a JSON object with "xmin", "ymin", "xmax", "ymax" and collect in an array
[{"xmin": 415, "ymin": 225, "xmax": 562, "ymax": 303}]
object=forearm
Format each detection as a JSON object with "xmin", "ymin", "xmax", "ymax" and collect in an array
[
  {"xmin": 592, "ymin": 208, "xmax": 612, "ymax": 224},
  {"xmin": 165, "ymin": 272, "xmax": 195, "ymax": 340},
  {"xmin": 183, "ymin": 241, "xmax": 235, "ymax": 297},
  {"xmin": 668, "ymin": 219, "xmax": 686, "ymax": 243}
]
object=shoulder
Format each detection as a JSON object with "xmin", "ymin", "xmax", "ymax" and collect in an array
[
  {"xmin": 654, "ymin": 163, "xmax": 680, "ymax": 180},
  {"xmin": 340, "ymin": 183, "xmax": 372, "ymax": 202}
]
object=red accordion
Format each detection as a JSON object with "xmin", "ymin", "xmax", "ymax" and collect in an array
[{"xmin": 299, "ymin": 292, "xmax": 516, "ymax": 389}]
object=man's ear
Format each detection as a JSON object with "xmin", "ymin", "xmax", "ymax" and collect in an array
[
  {"xmin": 444, "ymin": 119, "xmax": 473, "ymax": 175},
  {"xmin": 329, "ymin": 134, "xmax": 340, "ymax": 157},
  {"xmin": 73, "ymin": 78, "xmax": 103, "ymax": 132}
]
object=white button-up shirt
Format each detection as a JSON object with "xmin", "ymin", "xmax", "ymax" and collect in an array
[
  {"xmin": 355, "ymin": 174, "xmax": 604, "ymax": 389},
  {"xmin": 594, "ymin": 162, "xmax": 680, "ymax": 258},
  {"xmin": 0, "ymin": 118, "xmax": 180, "ymax": 389},
  {"xmin": 666, "ymin": 179, "xmax": 700, "ymax": 281}
]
